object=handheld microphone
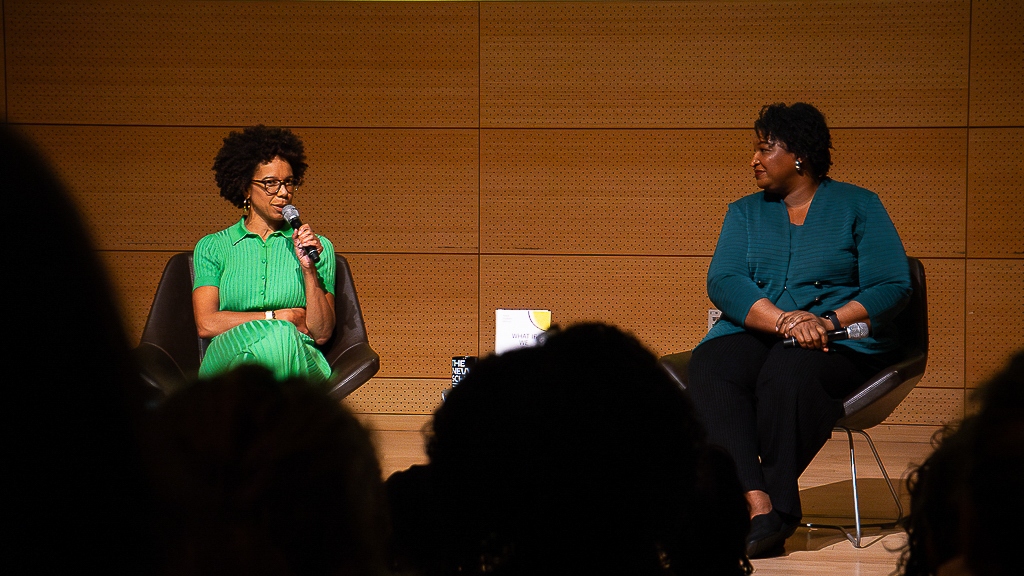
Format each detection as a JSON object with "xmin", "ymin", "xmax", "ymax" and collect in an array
[
  {"xmin": 281, "ymin": 204, "xmax": 319, "ymax": 263},
  {"xmin": 783, "ymin": 321, "xmax": 869, "ymax": 348}
]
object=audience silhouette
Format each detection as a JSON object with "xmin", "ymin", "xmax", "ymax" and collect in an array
[
  {"xmin": 4, "ymin": 124, "xmax": 160, "ymax": 574},
  {"xmin": 143, "ymin": 364, "xmax": 392, "ymax": 576},
  {"xmin": 897, "ymin": 350, "xmax": 1023, "ymax": 576},
  {"xmin": 386, "ymin": 322, "xmax": 752, "ymax": 576}
]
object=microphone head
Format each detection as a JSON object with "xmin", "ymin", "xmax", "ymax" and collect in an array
[
  {"xmin": 281, "ymin": 204, "xmax": 300, "ymax": 225},
  {"xmin": 847, "ymin": 322, "xmax": 870, "ymax": 339}
]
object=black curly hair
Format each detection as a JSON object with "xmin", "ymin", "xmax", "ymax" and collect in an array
[
  {"xmin": 754, "ymin": 102, "xmax": 833, "ymax": 180},
  {"xmin": 895, "ymin": 351, "xmax": 1023, "ymax": 576},
  {"xmin": 212, "ymin": 125, "xmax": 308, "ymax": 208},
  {"xmin": 386, "ymin": 322, "xmax": 753, "ymax": 576},
  {"xmin": 897, "ymin": 418, "xmax": 975, "ymax": 576},
  {"xmin": 147, "ymin": 365, "xmax": 391, "ymax": 576}
]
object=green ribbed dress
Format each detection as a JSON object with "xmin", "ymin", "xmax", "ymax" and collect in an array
[{"xmin": 193, "ymin": 219, "xmax": 336, "ymax": 382}]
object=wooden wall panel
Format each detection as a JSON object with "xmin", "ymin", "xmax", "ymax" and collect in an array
[
  {"xmin": 16, "ymin": 126, "xmax": 236, "ymax": 251},
  {"xmin": 6, "ymin": 1, "xmax": 478, "ymax": 127},
  {"xmin": 479, "ymin": 255, "xmax": 711, "ymax": 358},
  {"xmin": 345, "ymin": 378, "xmax": 447, "ymax": 415},
  {"xmin": 967, "ymin": 128, "xmax": 1024, "ymax": 257},
  {"xmin": 1, "ymin": 20, "xmax": 5, "ymax": 123},
  {"xmin": 302, "ymin": 129, "xmax": 479, "ymax": 254},
  {"xmin": 481, "ymin": 128, "xmax": 966, "ymax": 257},
  {"xmin": 969, "ymin": 0, "xmax": 1024, "ymax": 126},
  {"xmin": 98, "ymin": 251, "xmax": 175, "ymax": 347},
  {"xmin": 17, "ymin": 126, "xmax": 479, "ymax": 254},
  {"xmin": 6, "ymin": 0, "xmax": 1021, "ymax": 432},
  {"xmin": 917, "ymin": 259, "xmax": 966, "ymax": 389},
  {"xmin": 481, "ymin": 129, "xmax": 749, "ymax": 255},
  {"xmin": 481, "ymin": 1, "xmax": 969, "ymax": 128},
  {"xmin": 829, "ymin": 129, "xmax": 967, "ymax": 258},
  {"xmin": 966, "ymin": 260, "xmax": 1024, "ymax": 388},
  {"xmin": 347, "ymin": 254, "xmax": 479, "ymax": 379},
  {"xmin": 885, "ymin": 387, "xmax": 963, "ymax": 427}
]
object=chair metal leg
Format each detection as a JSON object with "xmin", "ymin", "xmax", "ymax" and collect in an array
[{"xmin": 803, "ymin": 426, "xmax": 904, "ymax": 548}]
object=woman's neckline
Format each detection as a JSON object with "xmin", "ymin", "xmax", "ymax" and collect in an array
[
  {"xmin": 784, "ymin": 180, "xmax": 823, "ymax": 225},
  {"xmin": 244, "ymin": 217, "xmax": 282, "ymax": 241}
]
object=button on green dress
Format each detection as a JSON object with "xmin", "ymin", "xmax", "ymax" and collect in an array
[{"xmin": 193, "ymin": 219, "xmax": 336, "ymax": 382}]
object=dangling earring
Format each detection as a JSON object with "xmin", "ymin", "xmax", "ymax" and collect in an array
[
  {"xmin": 795, "ymin": 159, "xmax": 803, "ymax": 172},
  {"xmin": 242, "ymin": 197, "xmax": 251, "ymax": 217}
]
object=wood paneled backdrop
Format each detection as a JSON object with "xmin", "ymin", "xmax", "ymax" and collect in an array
[{"xmin": 5, "ymin": 1, "xmax": 1022, "ymax": 428}]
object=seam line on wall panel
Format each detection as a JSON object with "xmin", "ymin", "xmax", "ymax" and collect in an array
[
  {"xmin": 3, "ymin": 5, "xmax": 7, "ymax": 122},
  {"xmin": 473, "ymin": 125, "xmax": 978, "ymax": 131},
  {"xmin": 329, "ymin": 253, "xmax": 1024, "ymax": 261},
  {"xmin": 477, "ymin": 0, "xmax": 482, "ymax": 358},
  {"xmin": 9, "ymin": 123, "xmax": 1002, "ymax": 131},
  {"xmin": 476, "ymin": 252, "xmax": 714, "ymax": 259},
  {"xmin": 963, "ymin": 0, "xmax": 973, "ymax": 398},
  {"xmin": 2, "ymin": 122, "xmax": 495, "ymax": 130}
]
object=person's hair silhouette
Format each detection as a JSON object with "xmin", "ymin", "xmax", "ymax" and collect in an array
[{"xmin": 387, "ymin": 322, "xmax": 751, "ymax": 576}]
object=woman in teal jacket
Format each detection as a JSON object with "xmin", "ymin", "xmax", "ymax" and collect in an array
[{"xmin": 686, "ymin": 103, "xmax": 912, "ymax": 558}]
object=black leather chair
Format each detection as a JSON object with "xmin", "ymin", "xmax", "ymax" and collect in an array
[
  {"xmin": 135, "ymin": 252, "xmax": 380, "ymax": 401},
  {"xmin": 660, "ymin": 256, "xmax": 928, "ymax": 547}
]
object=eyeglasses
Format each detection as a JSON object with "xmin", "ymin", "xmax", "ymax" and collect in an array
[{"xmin": 251, "ymin": 178, "xmax": 300, "ymax": 196}]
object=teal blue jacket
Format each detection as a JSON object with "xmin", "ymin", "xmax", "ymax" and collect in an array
[{"xmin": 700, "ymin": 179, "xmax": 911, "ymax": 354}]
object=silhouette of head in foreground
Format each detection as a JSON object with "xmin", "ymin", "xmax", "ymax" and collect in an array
[
  {"xmin": 386, "ymin": 322, "xmax": 752, "ymax": 576},
  {"xmin": 898, "ymin": 350, "xmax": 1023, "ymax": 576},
  {"xmin": 4, "ymin": 124, "xmax": 160, "ymax": 574},
  {"xmin": 145, "ymin": 364, "xmax": 391, "ymax": 576}
]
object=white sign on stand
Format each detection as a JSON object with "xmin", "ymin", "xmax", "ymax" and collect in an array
[{"xmin": 495, "ymin": 309, "xmax": 551, "ymax": 354}]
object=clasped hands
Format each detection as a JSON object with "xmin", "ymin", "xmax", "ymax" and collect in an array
[
  {"xmin": 273, "ymin": 307, "xmax": 312, "ymax": 336},
  {"xmin": 775, "ymin": 310, "xmax": 832, "ymax": 351}
]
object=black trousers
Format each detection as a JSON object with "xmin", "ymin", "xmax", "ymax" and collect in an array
[{"xmin": 686, "ymin": 331, "xmax": 897, "ymax": 520}]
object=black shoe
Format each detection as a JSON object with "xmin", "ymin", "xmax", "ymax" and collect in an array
[{"xmin": 745, "ymin": 511, "xmax": 798, "ymax": 559}]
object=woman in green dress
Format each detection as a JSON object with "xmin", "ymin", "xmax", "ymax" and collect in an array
[{"xmin": 192, "ymin": 125, "xmax": 336, "ymax": 382}]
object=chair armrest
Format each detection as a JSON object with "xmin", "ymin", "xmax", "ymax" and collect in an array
[
  {"xmin": 838, "ymin": 351, "xmax": 927, "ymax": 430},
  {"xmin": 134, "ymin": 342, "xmax": 190, "ymax": 399},
  {"xmin": 325, "ymin": 342, "xmax": 381, "ymax": 401},
  {"xmin": 659, "ymin": 350, "xmax": 693, "ymax": 390}
]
